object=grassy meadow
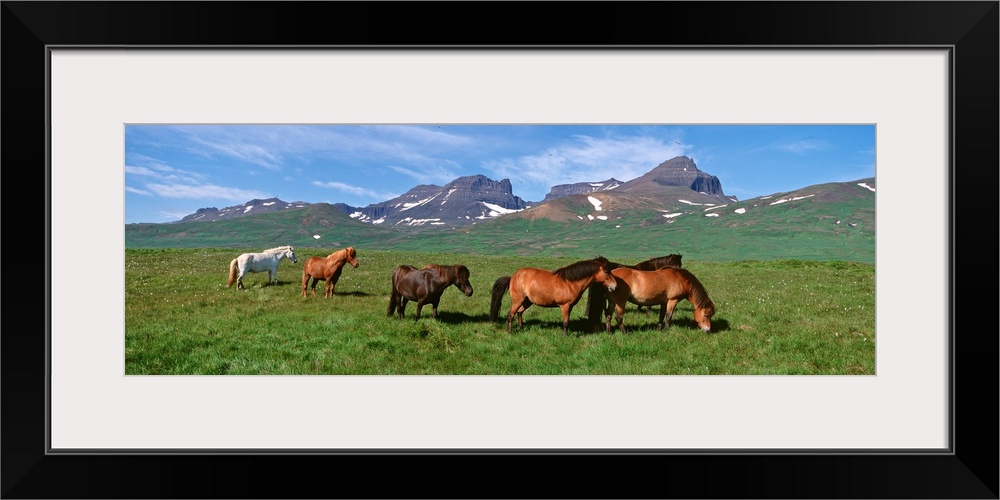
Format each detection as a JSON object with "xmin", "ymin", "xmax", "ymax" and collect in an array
[{"xmin": 125, "ymin": 247, "xmax": 875, "ymax": 375}]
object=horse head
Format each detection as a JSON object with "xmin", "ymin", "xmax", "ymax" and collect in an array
[
  {"xmin": 667, "ymin": 254, "xmax": 682, "ymax": 267},
  {"xmin": 345, "ymin": 247, "xmax": 359, "ymax": 268},
  {"xmin": 455, "ymin": 265, "xmax": 474, "ymax": 297},
  {"xmin": 594, "ymin": 257, "xmax": 617, "ymax": 292},
  {"xmin": 285, "ymin": 246, "xmax": 298, "ymax": 263},
  {"xmin": 694, "ymin": 300, "xmax": 715, "ymax": 333}
]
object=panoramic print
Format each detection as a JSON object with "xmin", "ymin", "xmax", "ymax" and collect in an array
[{"xmin": 125, "ymin": 124, "xmax": 876, "ymax": 375}]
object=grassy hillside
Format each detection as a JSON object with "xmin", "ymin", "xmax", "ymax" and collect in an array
[
  {"xmin": 125, "ymin": 179, "xmax": 876, "ymax": 263},
  {"xmin": 391, "ymin": 180, "xmax": 876, "ymax": 262},
  {"xmin": 125, "ymin": 203, "xmax": 399, "ymax": 249}
]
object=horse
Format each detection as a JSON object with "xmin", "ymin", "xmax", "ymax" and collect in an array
[
  {"xmin": 301, "ymin": 247, "xmax": 359, "ymax": 298},
  {"xmin": 490, "ymin": 256, "xmax": 617, "ymax": 336},
  {"xmin": 603, "ymin": 266, "xmax": 716, "ymax": 334},
  {"xmin": 387, "ymin": 264, "xmax": 474, "ymax": 320},
  {"xmin": 584, "ymin": 253, "xmax": 683, "ymax": 320},
  {"xmin": 226, "ymin": 245, "xmax": 298, "ymax": 290}
]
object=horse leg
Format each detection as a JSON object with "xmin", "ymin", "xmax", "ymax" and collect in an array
[
  {"xmin": 507, "ymin": 300, "xmax": 523, "ymax": 333},
  {"xmin": 429, "ymin": 297, "xmax": 441, "ymax": 318},
  {"xmin": 237, "ymin": 269, "xmax": 245, "ymax": 290},
  {"xmin": 325, "ymin": 278, "xmax": 335, "ymax": 299},
  {"xmin": 559, "ymin": 304, "xmax": 573, "ymax": 336},
  {"xmin": 516, "ymin": 300, "xmax": 532, "ymax": 329},
  {"xmin": 661, "ymin": 299, "xmax": 679, "ymax": 329},
  {"xmin": 506, "ymin": 306, "xmax": 515, "ymax": 333},
  {"xmin": 413, "ymin": 297, "xmax": 427, "ymax": 321},
  {"xmin": 398, "ymin": 298, "xmax": 408, "ymax": 319},
  {"xmin": 615, "ymin": 304, "xmax": 626, "ymax": 334}
]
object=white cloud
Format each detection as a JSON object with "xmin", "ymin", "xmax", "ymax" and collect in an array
[
  {"xmin": 773, "ymin": 138, "xmax": 831, "ymax": 154},
  {"xmin": 387, "ymin": 164, "xmax": 458, "ymax": 185},
  {"xmin": 483, "ymin": 134, "xmax": 687, "ymax": 190},
  {"xmin": 312, "ymin": 180, "xmax": 395, "ymax": 199},
  {"xmin": 144, "ymin": 183, "xmax": 270, "ymax": 201}
]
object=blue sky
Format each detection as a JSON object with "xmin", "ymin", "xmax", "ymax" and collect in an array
[{"xmin": 124, "ymin": 124, "xmax": 875, "ymax": 224}]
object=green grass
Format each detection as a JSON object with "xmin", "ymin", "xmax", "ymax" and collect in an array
[{"xmin": 125, "ymin": 248, "xmax": 875, "ymax": 375}]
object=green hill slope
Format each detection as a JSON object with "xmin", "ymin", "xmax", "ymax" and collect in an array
[{"xmin": 125, "ymin": 179, "xmax": 876, "ymax": 263}]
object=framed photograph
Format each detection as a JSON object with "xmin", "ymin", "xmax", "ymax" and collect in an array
[{"xmin": 5, "ymin": 2, "xmax": 996, "ymax": 498}]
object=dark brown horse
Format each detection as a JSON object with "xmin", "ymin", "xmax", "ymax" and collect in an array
[
  {"xmin": 490, "ymin": 256, "xmax": 617, "ymax": 335},
  {"xmin": 604, "ymin": 266, "xmax": 716, "ymax": 334},
  {"xmin": 388, "ymin": 264, "xmax": 474, "ymax": 320},
  {"xmin": 301, "ymin": 247, "xmax": 359, "ymax": 298},
  {"xmin": 584, "ymin": 254, "xmax": 682, "ymax": 319}
]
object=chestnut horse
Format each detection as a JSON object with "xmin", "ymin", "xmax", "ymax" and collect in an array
[
  {"xmin": 387, "ymin": 264, "xmax": 474, "ymax": 320},
  {"xmin": 584, "ymin": 253, "xmax": 683, "ymax": 319},
  {"xmin": 604, "ymin": 266, "xmax": 716, "ymax": 334},
  {"xmin": 301, "ymin": 247, "xmax": 359, "ymax": 298},
  {"xmin": 490, "ymin": 256, "xmax": 617, "ymax": 335}
]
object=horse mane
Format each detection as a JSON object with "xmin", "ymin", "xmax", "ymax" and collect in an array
[
  {"xmin": 263, "ymin": 245, "xmax": 293, "ymax": 254},
  {"xmin": 675, "ymin": 267, "xmax": 713, "ymax": 310},
  {"xmin": 634, "ymin": 254, "xmax": 682, "ymax": 270},
  {"xmin": 553, "ymin": 256, "xmax": 610, "ymax": 281},
  {"xmin": 328, "ymin": 247, "xmax": 354, "ymax": 259},
  {"xmin": 422, "ymin": 264, "xmax": 470, "ymax": 281}
]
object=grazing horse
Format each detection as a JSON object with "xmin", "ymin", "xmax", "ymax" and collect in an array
[
  {"xmin": 301, "ymin": 247, "xmax": 359, "ymax": 298},
  {"xmin": 490, "ymin": 256, "xmax": 617, "ymax": 336},
  {"xmin": 388, "ymin": 264, "xmax": 474, "ymax": 320},
  {"xmin": 604, "ymin": 266, "xmax": 716, "ymax": 334},
  {"xmin": 584, "ymin": 253, "xmax": 683, "ymax": 320},
  {"xmin": 227, "ymin": 245, "xmax": 298, "ymax": 290}
]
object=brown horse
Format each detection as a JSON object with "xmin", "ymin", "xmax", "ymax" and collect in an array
[
  {"xmin": 584, "ymin": 254, "xmax": 683, "ymax": 319},
  {"xmin": 387, "ymin": 264, "xmax": 474, "ymax": 320},
  {"xmin": 301, "ymin": 247, "xmax": 359, "ymax": 298},
  {"xmin": 490, "ymin": 256, "xmax": 617, "ymax": 335},
  {"xmin": 603, "ymin": 266, "xmax": 716, "ymax": 334}
]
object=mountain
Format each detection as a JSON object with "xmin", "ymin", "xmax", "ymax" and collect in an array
[
  {"xmin": 334, "ymin": 174, "xmax": 529, "ymax": 227},
  {"xmin": 135, "ymin": 157, "xmax": 875, "ymax": 262},
  {"xmin": 178, "ymin": 197, "xmax": 310, "ymax": 223},
  {"xmin": 542, "ymin": 178, "xmax": 624, "ymax": 201},
  {"xmin": 617, "ymin": 156, "xmax": 733, "ymax": 201},
  {"xmin": 172, "ymin": 157, "xmax": 724, "ymax": 227},
  {"xmin": 425, "ymin": 176, "xmax": 877, "ymax": 262}
]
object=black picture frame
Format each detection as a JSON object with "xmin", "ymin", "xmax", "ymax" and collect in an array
[{"xmin": 4, "ymin": 2, "xmax": 997, "ymax": 498}]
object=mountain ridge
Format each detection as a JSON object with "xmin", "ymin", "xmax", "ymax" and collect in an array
[{"xmin": 171, "ymin": 156, "xmax": 731, "ymax": 227}]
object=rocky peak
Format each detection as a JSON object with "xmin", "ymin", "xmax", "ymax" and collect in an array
[
  {"xmin": 339, "ymin": 174, "xmax": 528, "ymax": 227},
  {"xmin": 543, "ymin": 178, "xmax": 624, "ymax": 201},
  {"xmin": 619, "ymin": 156, "xmax": 727, "ymax": 197}
]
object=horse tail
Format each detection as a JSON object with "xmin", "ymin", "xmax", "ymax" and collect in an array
[
  {"xmin": 387, "ymin": 285, "xmax": 400, "ymax": 317},
  {"xmin": 387, "ymin": 266, "xmax": 404, "ymax": 317},
  {"xmin": 226, "ymin": 258, "xmax": 239, "ymax": 287},
  {"xmin": 489, "ymin": 276, "xmax": 511, "ymax": 322}
]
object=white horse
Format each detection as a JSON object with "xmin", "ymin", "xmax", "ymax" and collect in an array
[{"xmin": 227, "ymin": 245, "xmax": 298, "ymax": 290}]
